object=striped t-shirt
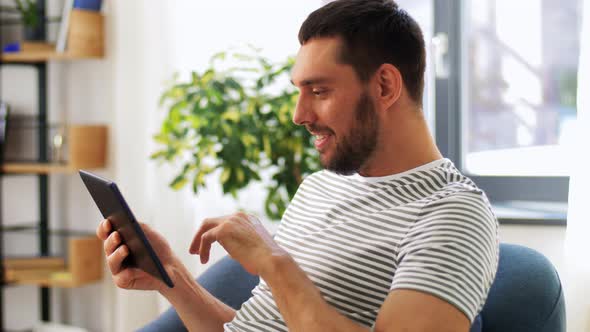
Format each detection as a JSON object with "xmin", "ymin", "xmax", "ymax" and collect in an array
[{"xmin": 224, "ymin": 158, "xmax": 499, "ymax": 331}]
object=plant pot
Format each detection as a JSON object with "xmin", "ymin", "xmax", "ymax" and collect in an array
[{"xmin": 24, "ymin": 24, "xmax": 44, "ymax": 41}]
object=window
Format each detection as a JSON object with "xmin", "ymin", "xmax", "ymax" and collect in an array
[
  {"xmin": 433, "ymin": 0, "xmax": 582, "ymax": 222},
  {"xmin": 464, "ymin": 0, "xmax": 581, "ymax": 176}
]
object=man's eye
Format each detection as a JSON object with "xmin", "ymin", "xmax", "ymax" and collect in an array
[{"xmin": 312, "ymin": 89, "xmax": 327, "ymax": 96}]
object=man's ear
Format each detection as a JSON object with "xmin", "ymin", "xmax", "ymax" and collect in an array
[{"xmin": 373, "ymin": 63, "xmax": 403, "ymax": 111}]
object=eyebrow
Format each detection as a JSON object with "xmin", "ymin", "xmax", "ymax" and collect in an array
[{"xmin": 290, "ymin": 77, "xmax": 333, "ymax": 87}]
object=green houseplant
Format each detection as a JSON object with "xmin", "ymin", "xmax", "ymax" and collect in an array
[
  {"xmin": 152, "ymin": 50, "xmax": 319, "ymax": 220},
  {"xmin": 14, "ymin": 0, "xmax": 40, "ymax": 27},
  {"xmin": 1, "ymin": 0, "xmax": 43, "ymax": 40},
  {"xmin": 14, "ymin": 0, "xmax": 42, "ymax": 40}
]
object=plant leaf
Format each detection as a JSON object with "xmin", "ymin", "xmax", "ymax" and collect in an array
[
  {"xmin": 170, "ymin": 175, "xmax": 188, "ymax": 190},
  {"xmin": 220, "ymin": 167, "xmax": 232, "ymax": 184}
]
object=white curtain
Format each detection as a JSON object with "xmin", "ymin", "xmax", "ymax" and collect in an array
[
  {"xmin": 107, "ymin": 1, "xmax": 170, "ymax": 331},
  {"xmin": 564, "ymin": 0, "xmax": 590, "ymax": 330},
  {"xmin": 104, "ymin": 1, "xmax": 322, "ymax": 330},
  {"xmin": 104, "ymin": 0, "xmax": 204, "ymax": 330}
]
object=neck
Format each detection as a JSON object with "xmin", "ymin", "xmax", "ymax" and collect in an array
[{"xmin": 358, "ymin": 107, "xmax": 443, "ymax": 177}]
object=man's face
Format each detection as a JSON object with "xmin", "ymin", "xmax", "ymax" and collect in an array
[{"xmin": 291, "ymin": 37, "xmax": 379, "ymax": 175}]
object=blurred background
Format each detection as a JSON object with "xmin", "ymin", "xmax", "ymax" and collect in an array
[{"xmin": 0, "ymin": 0, "xmax": 588, "ymax": 331}]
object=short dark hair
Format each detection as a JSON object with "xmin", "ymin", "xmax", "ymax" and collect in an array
[{"xmin": 298, "ymin": 0, "xmax": 426, "ymax": 105}]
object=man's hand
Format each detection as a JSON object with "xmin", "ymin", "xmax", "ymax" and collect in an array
[
  {"xmin": 97, "ymin": 219, "xmax": 238, "ymax": 331},
  {"xmin": 96, "ymin": 219, "xmax": 180, "ymax": 292},
  {"xmin": 189, "ymin": 212, "xmax": 287, "ymax": 275}
]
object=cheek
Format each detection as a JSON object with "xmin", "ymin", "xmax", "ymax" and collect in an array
[{"xmin": 317, "ymin": 93, "xmax": 356, "ymax": 133}]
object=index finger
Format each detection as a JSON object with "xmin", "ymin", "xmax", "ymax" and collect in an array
[
  {"xmin": 189, "ymin": 217, "xmax": 224, "ymax": 254},
  {"xmin": 96, "ymin": 219, "xmax": 112, "ymax": 240}
]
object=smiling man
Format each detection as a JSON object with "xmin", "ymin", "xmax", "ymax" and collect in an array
[{"xmin": 97, "ymin": 1, "xmax": 498, "ymax": 331}]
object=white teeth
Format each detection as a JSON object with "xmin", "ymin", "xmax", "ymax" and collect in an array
[{"xmin": 315, "ymin": 134, "xmax": 327, "ymax": 139}]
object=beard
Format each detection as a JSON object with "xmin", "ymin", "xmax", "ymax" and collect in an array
[{"xmin": 309, "ymin": 91, "xmax": 379, "ymax": 175}]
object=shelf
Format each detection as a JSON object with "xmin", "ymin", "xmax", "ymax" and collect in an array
[
  {"xmin": 0, "ymin": 223, "xmax": 38, "ymax": 232},
  {"xmin": 3, "ymin": 257, "xmax": 66, "ymax": 270},
  {"xmin": 0, "ymin": 224, "xmax": 95, "ymax": 237},
  {"xmin": 1, "ymin": 163, "xmax": 70, "ymax": 174},
  {"xmin": 1, "ymin": 50, "xmax": 103, "ymax": 63},
  {"xmin": 1, "ymin": 125, "xmax": 108, "ymax": 174},
  {"xmin": 3, "ymin": 236, "xmax": 103, "ymax": 288}
]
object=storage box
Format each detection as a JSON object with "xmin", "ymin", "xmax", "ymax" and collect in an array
[
  {"xmin": 66, "ymin": 9, "xmax": 104, "ymax": 57},
  {"xmin": 67, "ymin": 125, "xmax": 107, "ymax": 169}
]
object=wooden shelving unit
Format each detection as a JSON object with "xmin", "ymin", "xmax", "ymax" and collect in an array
[{"xmin": 0, "ymin": 3, "xmax": 107, "ymax": 329}]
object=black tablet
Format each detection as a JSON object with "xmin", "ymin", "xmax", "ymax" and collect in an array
[{"xmin": 79, "ymin": 170, "xmax": 174, "ymax": 288}]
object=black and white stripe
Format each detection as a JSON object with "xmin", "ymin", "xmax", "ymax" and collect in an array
[{"xmin": 224, "ymin": 159, "xmax": 499, "ymax": 331}]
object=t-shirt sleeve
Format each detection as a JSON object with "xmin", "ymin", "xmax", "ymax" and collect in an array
[{"xmin": 390, "ymin": 190, "xmax": 499, "ymax": 322}]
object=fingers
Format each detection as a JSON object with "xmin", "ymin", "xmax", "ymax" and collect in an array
[
  {"xmin": 107, "ymin": 243, "xmax": 129, "ymax": 275},
  {"xmin": 104, "ymin": 231, "xmax": 121, "ymax": 256},
  {"xmin": 99, "ymin": 222, "xmax": 129, "ymax": 275},
  {"xmin": 96, "ymin": 219, "xmax": 111, "ymax": 240},
  {"xmin": 198, "ymin": 228, "xmax": 221, "ymax": 264},
  {"xmin": 190, "ymin": 213, "xmax": 255, "ymax": 257},
  {"xmin": 189, "ymin": 217, "xmax": 223, "ymax": 254}
]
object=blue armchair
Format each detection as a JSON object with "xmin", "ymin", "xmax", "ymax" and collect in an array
[{"xmin": 138, "ymin": 243, "xmax": 566, "ymax": 332}]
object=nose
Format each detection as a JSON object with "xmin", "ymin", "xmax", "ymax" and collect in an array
[{"xmin": 292, "ymin": 94, "xmax": 316, "ymax": 126}]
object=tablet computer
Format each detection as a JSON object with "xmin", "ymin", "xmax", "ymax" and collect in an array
[{"xmin": 79, "ymin": 170, "xmax": 174, "ymax": 288}]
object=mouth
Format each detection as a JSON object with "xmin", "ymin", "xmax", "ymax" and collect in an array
[{"xmin": 312, "ymin": 133, "xmax": 332, "ymax": 150}]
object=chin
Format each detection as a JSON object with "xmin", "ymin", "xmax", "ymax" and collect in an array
[{"xmin": 319, "ymin": 148, "xmax": 337, "ymax": 165}]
